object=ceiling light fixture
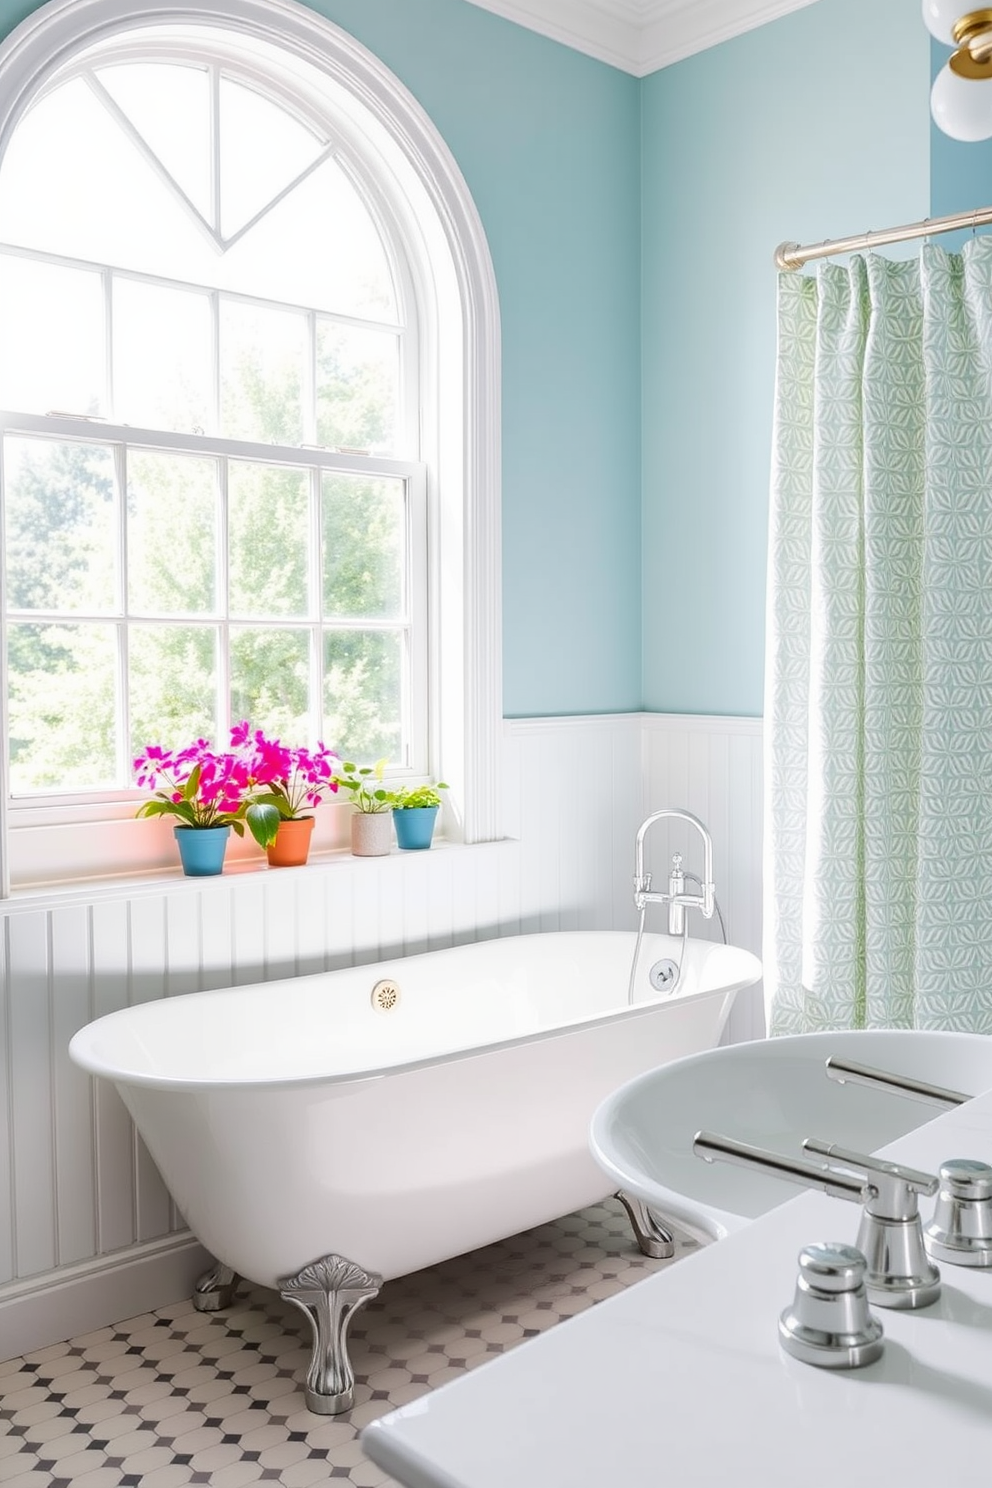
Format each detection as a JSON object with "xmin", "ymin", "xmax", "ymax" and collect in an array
[{"xmin": 924, "ymin": 3, "xmax": 992, "ymax": 140}]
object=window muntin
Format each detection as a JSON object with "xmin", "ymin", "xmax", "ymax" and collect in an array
[
  {"xmin": 0, "ymin": 62, "xmax": 398, "ymax": 319},
  {"xmin": 0, "ymin": 50, "xmax": 427, "ymax": 806}
]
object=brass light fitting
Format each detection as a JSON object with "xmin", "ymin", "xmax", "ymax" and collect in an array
[
  {"xmin": 950, "ymin": 8, "xmax": 992, "ymax": 77},
  {"xmin": 926, "ymin": 1, "xmax": 992, "ymax": 138},
  {"xmin": 774, "ymin": 2, "xmax": 992, "ymax": 258}
]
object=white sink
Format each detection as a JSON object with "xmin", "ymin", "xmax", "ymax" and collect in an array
[{"xmin": 590, "ymin": 1029, "xmax": 992, "ymax": 1242}]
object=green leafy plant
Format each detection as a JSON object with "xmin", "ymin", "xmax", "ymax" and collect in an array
[
  {"xmin": 331, "ymin": 759, "xmax": 393, "ymax": 813},
  {"xmin": 391, "ymin": 782, "xmax": 448, "ymax": 810}
]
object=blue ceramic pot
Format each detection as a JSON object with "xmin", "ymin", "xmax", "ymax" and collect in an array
[
  {"xmin": 174, "ymin": 824, "xmax": 231, "ymax": 876},
  {"xmin": 392, "ymin": 805, "xmax": 438, "ymax": 850}
]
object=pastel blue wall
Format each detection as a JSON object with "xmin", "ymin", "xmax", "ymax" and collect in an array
[
  {"xmin": 9, "ymin": 0, "xmax": 992, "ymax": 723},
  {"xmin": 640, "ymin": 0, "xmax": 930, "ymax": 717},
  {"xmin": 299, "ymin": 1, "xmax": 643, "ymax": 718}
]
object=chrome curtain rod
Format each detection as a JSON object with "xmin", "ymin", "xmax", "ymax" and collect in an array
[{"xmin": 775, "ymin": 202, "xmax": 992, "ymax": 271}]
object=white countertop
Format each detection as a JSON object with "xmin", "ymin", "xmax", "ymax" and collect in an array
[{"xmin": 362, "ymin": 1090, "xmax": 992, "ymax": 1488}]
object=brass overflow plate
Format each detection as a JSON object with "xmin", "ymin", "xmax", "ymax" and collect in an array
[{"xmin": 371, "ymin": 979, "xmax": 400, "ymax": 1011}]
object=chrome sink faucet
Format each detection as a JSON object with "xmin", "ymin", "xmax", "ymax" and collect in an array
[{"xmin": 633, "ymin": 807, "xmax": 715, "ymax": 936}]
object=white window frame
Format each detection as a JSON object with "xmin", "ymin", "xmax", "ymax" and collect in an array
[{"xmin": 0, "ymin": 0, "xmax": 502, "ymax": 894}]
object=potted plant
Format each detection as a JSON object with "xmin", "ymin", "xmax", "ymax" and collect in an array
[
  {"xmin": 134, "ymin": 735, "xmax": 252, "ymax": 876},
  {"xmin": 332, "ymin": 759, "xmax": 394, "ymax": 857},
  {"xmin": 391, "ymin": 782, "xmax": 448, "ymax": 850},
  {"xmin": 234, "ymin": 723, "xmax": 341, "ymax": 868}
]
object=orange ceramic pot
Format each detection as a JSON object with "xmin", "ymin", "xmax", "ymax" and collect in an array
[{"xmin": 265, "ymin": 815, "xmax": 315, "ymax": 868}]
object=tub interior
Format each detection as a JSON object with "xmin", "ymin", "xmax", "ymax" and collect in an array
[{"xmin": 70, "ymin": 930, "xmax": 760, "ymax": 1088}]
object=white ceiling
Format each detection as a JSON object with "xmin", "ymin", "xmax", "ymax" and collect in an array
[{"xmin": 462, "ymin": 0, "xmax": 822, "ymax": 75}]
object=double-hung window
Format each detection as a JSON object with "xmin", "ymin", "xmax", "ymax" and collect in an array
[
  {"xmin": 0, "ymin": 0, "xmax": 502, "ymax": 894},
  {"xmin": 0, "ymin": 20, "xmax": 446, "ymax": 888}
]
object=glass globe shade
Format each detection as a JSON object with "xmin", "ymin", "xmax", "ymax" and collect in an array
[
  {"xmin": 931, "ymin": 61, "xmax": 992, "ymax": 139},
  {"xmin": 923, "ymin": 0, "xmax": 967, "ymax": 46}
]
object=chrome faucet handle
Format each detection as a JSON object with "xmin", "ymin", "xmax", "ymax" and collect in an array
[
  {"xmin": 779, "ymin": 1242, "xmax": 884, "ymax": 1370},
  {"xmin": 694, "ymin": 1131, "xmax": 941, "ymax": 1310},
  {"xmin": 802, "ymin": 1138, "xmax": 941, "ymax": 1310},
  {"xmin": 801, "ymin": 1139, "xmax": 938, "ymax": 1207},
  {"xmin": 924, "ymin": 1159, "xmax": 992, "ymax": 1268}
]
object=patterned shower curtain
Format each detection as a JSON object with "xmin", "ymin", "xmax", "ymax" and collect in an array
[{"xmin": 765, "ymin": 238, "xmax": 992, "ymax": 1035}]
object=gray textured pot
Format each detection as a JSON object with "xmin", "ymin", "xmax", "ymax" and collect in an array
[{"xmin": 350, "ymin": 811, "xmax": 392, "ymax": 857}]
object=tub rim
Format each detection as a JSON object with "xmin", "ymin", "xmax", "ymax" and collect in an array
[{"xmin": 69, "ymin": 930, "xmax": 762, "ymax": 1094}]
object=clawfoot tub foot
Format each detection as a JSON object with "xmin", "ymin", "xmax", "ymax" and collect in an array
[
  {"xmin": 616, "ymin": 1190, "xmax": 676, "ymax": 1260},
  {"xmin": 193, "ymin": 1259, "xmax": 240, "ymax": 1312},
  {"xmin": 280, "ymin": 1255, "xmax": 382, "ymax": 1414}
]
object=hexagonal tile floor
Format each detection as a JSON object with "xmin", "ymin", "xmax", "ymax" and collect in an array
[{"xmin": 0, "ymin": 1198, "xmax": 696, "ymax": 1487}]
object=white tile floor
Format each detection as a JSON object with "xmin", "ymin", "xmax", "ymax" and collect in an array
[{"xmin": 0, "ymin": 1199, "xmax": 695, "ymax": 1487}]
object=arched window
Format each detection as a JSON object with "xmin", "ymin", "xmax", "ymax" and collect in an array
[{"xmin": 0, "ymin": 0, "xmax": 501, "ymax": 890}]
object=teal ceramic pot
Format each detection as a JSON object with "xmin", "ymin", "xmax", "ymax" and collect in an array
[
  {"xmin": 392, "ymin": 805, "xmax": 438, "ymax": 850},
  {"xmin": 174, "ymin": 824, "xmax": 231, "ymax": 876}
]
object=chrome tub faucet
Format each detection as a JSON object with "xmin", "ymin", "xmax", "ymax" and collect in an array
[{"xmin": 633, "ymin": 807, "xmax": 715, "ymax": 936}]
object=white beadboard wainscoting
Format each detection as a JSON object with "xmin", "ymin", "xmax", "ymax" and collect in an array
[{"xmin": 0, "ymin": 711, "xmax": 763, "ymax": 1360}]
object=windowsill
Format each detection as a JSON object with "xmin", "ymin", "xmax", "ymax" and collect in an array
[
  {"xmin": 4, "ymin": 798, "xmax": 464, "ymax": 899},
  {"xmin": 2, "ymin": 836, "xmax": 519, "ymax": 913}
]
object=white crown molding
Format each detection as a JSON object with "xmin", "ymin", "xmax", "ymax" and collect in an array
[
  {"xmin": 638, "ymin": 0, "xmax": 821, "ymax": 71},
  {"xmin": 461, "ymin": 0, "xmax": 822, "ymax": 75},
  {"xmin": 459, "ymin": 0, "xmax": 643, "ymax": 73}
]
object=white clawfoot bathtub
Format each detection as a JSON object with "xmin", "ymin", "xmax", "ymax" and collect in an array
[{"xmin": 70, "ymin": 929, "xmax": 761, "ymax": 1412}]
